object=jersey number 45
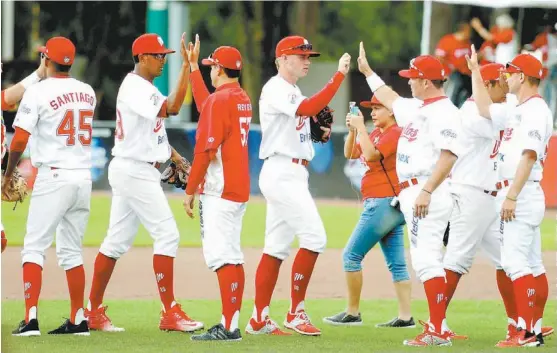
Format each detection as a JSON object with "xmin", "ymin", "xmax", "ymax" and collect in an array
[{"xmin": 56, "ymin": 109, "xmax": 94, "ymax": 146}]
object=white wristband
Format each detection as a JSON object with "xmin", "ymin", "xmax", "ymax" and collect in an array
[
  {"xmin": 366, "ymin": 73, "xmax": 386, "ymax": 92},
  {"xmin": 21, "ymin": 71, "xmax": 41, "ymax": 90}
]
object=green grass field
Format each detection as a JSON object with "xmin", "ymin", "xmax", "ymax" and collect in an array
[
  {"xmin": 2, "ymin": 299, "xmax": 556, "ymax": 353},
  {"xmin": 2, "ymin": 194, "xmax": 556, "ymax": 352},
  {"xmin": 2, "ymin": 194, "xmax": 556, "ymax": 250}
]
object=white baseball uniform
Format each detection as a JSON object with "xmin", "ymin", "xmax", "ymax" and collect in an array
[
  {"xmin": 489, "ymin": 94, "xmax": 552, "ymax": 282},
  {"xmin": 392, "ymin": 96, "xmax": 463, "ymax": 282},
  {"xmin": 444, "ymin": 99, "xmax": 505, "ymax": 274},
  {"xmin": 258, "ymin": 74, "xmax": 326, "ymax": 260},
  {"xmin": 98, "ymin": 73, "xmax": 179, "ymax": 259},
  {"xmin": 12, "ymin": 77, "xmax": 96, "ymax": 270}
]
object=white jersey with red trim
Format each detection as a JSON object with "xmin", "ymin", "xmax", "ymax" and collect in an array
[
  {"xmin": 392, "ymin": 96, "xmax": 464, "ymax": 181},
  {"xmin": 111, "ymin": 73, "xmax": 171, "ymax": 163},
  {"xmin": 258, "ymin": 74, "xmax": 313, "ymax": 161},
  {"xmin": 450, "ymin": 99, "xmax": 503, "ymax": 190},
  {"xmin": 12, "ymin": 77, "xmax": 96, "ymax": 169},
  {"xmin": 489, "ymin": 94, "xmax": 552, "ymax": 181}
]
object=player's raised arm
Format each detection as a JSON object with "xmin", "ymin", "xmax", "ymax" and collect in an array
[
  {"xmin": 358, "ymin": 42, "xmax": 399, "ymax": 111},
  {"xmin": 165, "ymin": 32, "xmax": 191, "ymax": 116},
  {"xmin": 2, "ymin": 54, "xmax": 46, "ymax": 109},
  {"xmin": 466, "ymin": 45, "xmax": 494, "ymax": 119},
  {"xmin": 187, "ymin": 34, "xmax": 210, "ymax": 111},
  {"xmin": 344, "ymin": 113, "xmax": 361, "ymax": 159}
]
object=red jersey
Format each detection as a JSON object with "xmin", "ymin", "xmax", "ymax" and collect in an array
[
  {"xmin": 530, "ymin": 32, "xmax": 549, "ymax": 64},
  {"xmin": 357, "ymin": 125, "xmax": 402, "ymax": 199},
  {"xmin": 193, "ymin": 81, "xmax": 252, "ymax": 203},
  {"xmin": 435, "ymin": 34, "xmax": 471, "ymax": 75}
]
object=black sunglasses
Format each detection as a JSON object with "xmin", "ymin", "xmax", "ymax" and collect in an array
[
  {"xmin": 143, "ymin": 53, "xmax": 166, "ymax": 60},
  {"xmin": 505, "ymin": 62, "xmax": 522, "ymax": 73},
  {"xmin": 281, "ymin": 43, "xmax": 313, "ymax": 53}
]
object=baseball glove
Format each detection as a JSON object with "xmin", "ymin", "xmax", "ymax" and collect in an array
[
  {"xmin": 2, "ymin": 169, "xmax": 29, "ymax": 203},
  {"xmin": 161, "ymin": 157, "xmax": 191, "ymax": 190},
  {"xmin": 310, "ymin": 106, "xmax": 334, "ymax": 143}
]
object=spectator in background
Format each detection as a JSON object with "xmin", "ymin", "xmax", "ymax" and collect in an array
[
  {"xmin": 525, "ymin": 21, "xmax": 557, "ymax": 68},
  {"xmin": 435, "ymin": 22, "xmax": 472, "ymax": 107},
  {"xmin": 471, "ymin": 14, "xmax": 518, "ymax": 65}
]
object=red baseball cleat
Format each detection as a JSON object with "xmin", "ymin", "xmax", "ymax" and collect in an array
[
  {"xmin": 159, "ymin": 303, "xmax": 203, "ymax": 332},
  {"xmin": 245, "ymin": 316, "xmax": 291, "ymax": 335},
  {"xmin": 284, "ymin": 311, "xmax": 321, "ymax": 336},
  {"xmin": 85, "ymin": 305, "xmax": 125, "ymax": 332}
]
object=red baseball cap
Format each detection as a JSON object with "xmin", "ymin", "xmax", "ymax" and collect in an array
[
  {"xmin": 275, "ymin": 36, "xmax": 320, "ymax": 58},
  {"xmin": 399, "ymin": 55, "xmax": 446, "ymax": 80},
  {"xmin": 38, "ymin": 37, "xmax": 75, "ymax": 65},
  {"xmin": 201, "ymin": 46, "xmax": 243, "ymax": 70},
  {"xmin": 132, "ymin": 34, "xmax": 175, "ymax": 56},
  {"xmin": 360, "ymin": 95, "xmax": 383, "ymax": 108},
  {"xmin": 480, "ymin": 63, "xmax": 504, "ymax": 81},
  {"xmin": 504, "ymin": 53, "xmax": 544, "ymax": 79}
]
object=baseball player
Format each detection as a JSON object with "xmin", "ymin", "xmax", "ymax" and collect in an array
[
  {"xmin": 85, "ymin": 33, "xmax": 203, "ymax": 333},
  {"xmin": 359, "ymin": 42, "xmax": 463, "ymax": 347},
  {"xmin": 4, "ymin": 36, "xmax": 95, "ymax": 336},
  {"xmin": 182, "ymin": 36, "xmax": 252, "ymax": 342},
  {"xmin": 246, "ymin": 35, "xmax": 350, "ymax": 337},
  {"xmin": 1, "ymin": 57, "xmax": 47, "ymax": 253},
  {"xmin": 467, "ymin": 48, "xmax": 553, "ymax": 347}
]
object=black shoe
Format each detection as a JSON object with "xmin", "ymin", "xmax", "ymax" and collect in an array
[
  {"xmin": 12, "ymin": 319, "xmax": 41, "ymax": 336},
  {"xmin": 322, "ymin": 312, "xmax": 362, "ymax": 326},
  {"xmin": 190, "ymin": 323, "xmax": 242, "ymax": 341},
  {"xmin": 537, "ymin": 332, "xmax": 545, "ymax": 346},
  {"xmin": 375, "ymin": 317, "xmax": 416, "ymax": 328},
  {"xmin": 48, "ymin": 319, "xmax": 90, "ymax": 335}
]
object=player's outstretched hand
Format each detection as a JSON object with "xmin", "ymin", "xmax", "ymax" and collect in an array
[
  {"xmin": 338, "ymin": 53, "xmax": 351, "ymax": 75},
  {"xmin": 37, "ymin": 53, "xmax": 47, "ymax": 79},
  {"xmin": 180, "ymin": 32, "xmax": 190, "ymax": 67},
  {"xmin": 183, "ymin": 193, "xmax": 195, "ymax": 219},
  {"xmin": 186, "ymin": 34, "xmax": 201, "ymax": 68},
  {"xmin": 358, "ymin": 42, "xmax": 373, "ymax": 77},
  {"xmin": 413, "ymin": 190, "xmax": 431, "ymax": 219},
  {"xmin": 465, "ymin": 44, "xmax": 479, "ymax": 72}
]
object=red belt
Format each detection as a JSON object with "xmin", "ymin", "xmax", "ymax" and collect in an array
[
  {"xmin": 399, "ymin": 178, "xmax": 419, "ymax": 191},
  {"xmin": 484, "ymin": 190, "xmax": 498, "ymax": 197},
  {"xmin": 495, "ymin": 180, "xmax": 510, "ymax": 190},
  {"xmin": 148, "ymin": 162, "xmax": 161, "ymax": 169},
  {"xmin": 292, "ymin": 158, "xmax": 309, "ymax": 167}
]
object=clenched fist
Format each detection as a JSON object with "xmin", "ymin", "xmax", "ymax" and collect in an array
[{"xmin": 338, "ymin": 53, "xmax": 351, "ymax": 75}]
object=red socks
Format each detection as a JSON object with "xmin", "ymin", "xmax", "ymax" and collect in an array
[
  {"xmin": 533, "ymin": 273, "xmax": 548, "ymax": 334},
  {"xmin": 423, "ymin": 277, "xmax": 447, "ymax": 333},
  {"xmin": 216, "ymin": 264, "xmax": 245, "ymax": 331},
  {"xmin": 444, "ymin": 269, "xmax": 461, "ymax": 307},
  {"xmin": 23, "ymin": 262, "xmax": 42, "ymax": 323},
  {"xmin": 66, "ymin": 265, "xmax": 85, "ymax": 324},
  {"xmin": 88, "ymin": 253, "xmax": 117, "ymax": 310},
  {"xmin": 496, "ymin": 269, "xmax": 517, "ymax": 324},
  {"xmin": 153, "ymin": 255, "xmax": 176, "ymax": 311},
  {"xmin": 513, "ymin": 274, "xmax": 536, "ymax": 332},
  {"xmin": 253, "ymin": 254, "xmax": 282, "ymax": 321},
  {"xmin": 289, "ymin": 248, "xmax": 318, "ymax": 313}
]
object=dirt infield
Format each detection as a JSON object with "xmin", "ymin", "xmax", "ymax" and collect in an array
[{"xmin": 2, "ymin": 247, "xmax": 555, "ymax": 301}]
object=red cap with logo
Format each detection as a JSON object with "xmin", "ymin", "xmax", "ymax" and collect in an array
[
  {"xmin": 360, "ymin": 95, "xmax": 383, "ymax": 108},
  {"xmin": 201, "ymin": 46, "xmax": 243, "ymax": 70},
  {"xmin": 480, "ymin": 63, "xmax": 504, "ymax": 81},
  {"xmin": 275, "ymin": 36, "xmax": 320, "ymax": 58},
  {"xmin": 132, "ymin": 33, "xmax": 175, "ymax": 56},
  {"xmin": 504, "ymin": 53, "xmax": 544, "ymax": 79},
  {"xmin": 399, "ymin": 55, "xmax": 446, "ymax": 80},
  {"xmin": 38, "ymin": 37, "xmax": 76, "ymax": 65}
]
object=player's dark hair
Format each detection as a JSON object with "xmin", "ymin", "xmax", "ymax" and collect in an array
[
  {"xmin": 526, "ymin": 76, "xmax": 541, "ymax": 87},
  {"xmin": 431, "ymin": 79, "xmax": 445, "ymax": 89},
  {"xmin": 133, "ymin": 55, "xmax": 140, "ymax": 64},
  {"xmin": 223, "ymin": 68, "xmax": 240, "ymax": 79},
  {"xmin": 487, "ymin": 80, "xmax": 498, "ymax": 87},
  {"xmin": 52, "ymin": 62, "xmax": 72, "ymax": 73}
]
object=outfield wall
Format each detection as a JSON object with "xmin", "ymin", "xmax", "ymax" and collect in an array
[{"xmin": 14, "ymin": 126, "xmax": 557, "ymax": 207}]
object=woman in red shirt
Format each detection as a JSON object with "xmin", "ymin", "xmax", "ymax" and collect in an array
[{"xmin": 323, "ymin": 95, "xmax": 413, "ymax": 328}]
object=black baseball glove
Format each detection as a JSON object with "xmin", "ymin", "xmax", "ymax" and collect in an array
[
  {"xmin": 161, "ymin": 157, "xmax": 191, "ymax": 190},
  {"xmin": 309, "ymin": 106, "xmax": 334, "ymax": 143}
]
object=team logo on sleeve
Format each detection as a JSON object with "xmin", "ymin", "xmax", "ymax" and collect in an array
[
  {"xmin": 528, "ymin": 130, "xmax": 542, "ymax": 141},
  {"xmin": 503, "ymin": 128, "xmax": 514, "ymax": 141},
  {"xmin": 288, "ymin": 93, "xmax": 297, "ymax": 104},
  {"xmin": 150, "ymin": 93, "xmax": 160, "ymax": 106},
  {"xmin": 401, "ymin": 123, "xmax": 419, "ymax": 142},
  {"xmin": 19, "ymin": 104, "xmax": 31, "ymax": 114},
  {"xmin": 440, "ymin": 129, "xmax": 457, "ymax": 139}
]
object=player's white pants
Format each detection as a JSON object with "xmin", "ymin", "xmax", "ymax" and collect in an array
[
  {"xmin": 21, "ymin": 167, "xmax": 91, "ymax": 270},
  {"xmin": 444, "ymin": 183, "xmax": 501, "ymax": 274},
  {"xmin": 259, "ymin": 155, "xmax": 326, "ymax": 260},
  {"xmin": 99, "ymin": 157, "xmax": 179, "ymax": 259},
  {"xmin": 398, "ymin": 178, "xmax": 453, "ymax": 282},
  {"xmin": 199, "ymin": 194, "xmax": 246, "ymax": 271},
  {"xmin": 498, "ymin": 182, "xmax": 546, "ymax": 281}
]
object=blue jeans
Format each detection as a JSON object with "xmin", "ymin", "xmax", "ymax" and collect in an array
[{"xmin": 343, "ymin": 197, "xmax": 410, "ymax": 282}]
